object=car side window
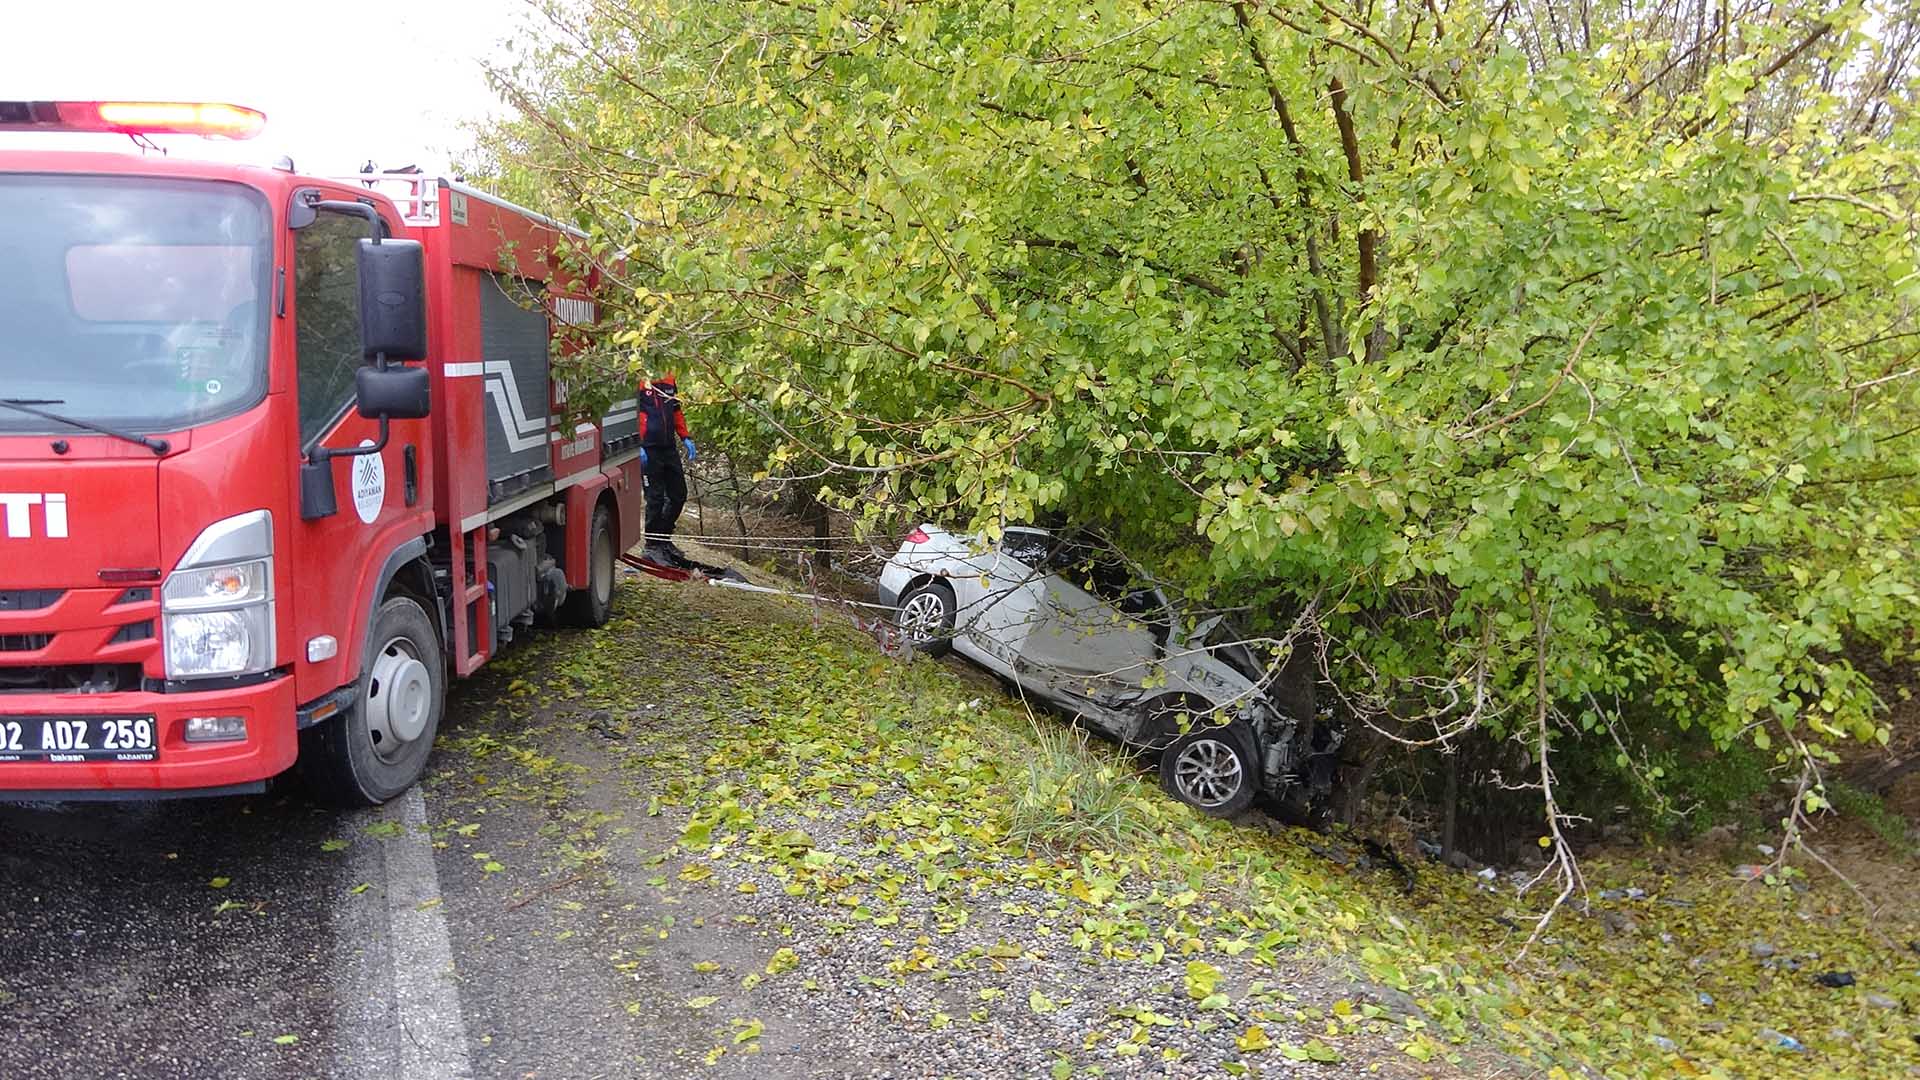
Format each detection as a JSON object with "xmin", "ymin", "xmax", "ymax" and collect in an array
[
  {"xmin": 1045, "ymin": 539, "xmax": 1133, "ymax": 603},
  {"xmin": 1000, "ymin": 530, "xmax": 1051, "ymax": 565},
  {"xmin": 294, "ymin": 209, "xmax": 368, "ymax": 447}
]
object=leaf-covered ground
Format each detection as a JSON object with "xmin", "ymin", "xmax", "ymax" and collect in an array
[{"xmin": 425, "ymin": 574, "xmax": 1917, "ymax": 1079}]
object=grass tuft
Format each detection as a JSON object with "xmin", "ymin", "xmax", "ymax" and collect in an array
[{"xmin": 1001, "ymin": 717, "xmax": 1155, "ymax": 854}]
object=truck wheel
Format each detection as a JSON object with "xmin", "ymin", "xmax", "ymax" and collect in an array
[
  {"xmin": 300, "ymin": 595, "xmax": 446, "ymax": 807},
  {"xmin": 561, "ymin": 504, "xmax": 615, "ymax": 628},
  {"xmin": 1159, "ymin": 726, "xmax": 1257, "ymax": 818},
  {"xmin": 895, "ymin": 580, "xmax": 956, "ymax": 657}
]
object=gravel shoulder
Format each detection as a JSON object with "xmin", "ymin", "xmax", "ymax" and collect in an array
[{"xmin": 418, "ymin": 572, "xmax": 1497, "ymax": 1079}]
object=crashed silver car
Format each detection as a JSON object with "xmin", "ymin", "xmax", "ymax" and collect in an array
[{"xmin": 877, "ymin": 525, "xmax": 1300, "ymax": 816}]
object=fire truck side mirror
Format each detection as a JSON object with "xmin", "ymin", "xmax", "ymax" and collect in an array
[
  {"xmin": 356, "ymin": 238, "xmax": 427, "ymax": 362},
  {"xmin": 355, "ymin": 365, "xmax": 430, "ymax": 420}
]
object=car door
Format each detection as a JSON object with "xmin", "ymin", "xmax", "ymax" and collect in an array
[
  {"xmin": 1015, "ymin": 538, "xmax": 1161, "ymax": 723},
  {"xmin": 955, "ymin": 527, "xmax": 1051, "ymax": 674}
]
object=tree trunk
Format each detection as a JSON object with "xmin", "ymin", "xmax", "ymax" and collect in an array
[
  {"xmin": 1330, "ymin": 729, "xmax": 1386, "ymax": 826},
  {"xmin": 1848, "ymin": 754, "xmax": 1919, "ymax": 794}
]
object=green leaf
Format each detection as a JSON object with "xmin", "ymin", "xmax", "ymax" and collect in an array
[{"xmin": 1183, "ymin": 960, "xmax": 1222, "ymax": 1001}]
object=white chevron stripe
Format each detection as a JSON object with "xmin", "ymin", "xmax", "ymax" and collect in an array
[
  {"xmin": 481, "ymin": 360, "xmax": 548, "ymax": 436},
  {"xmin": 484, "ymin": 380, "xmax": 549, "ymax": 453}
]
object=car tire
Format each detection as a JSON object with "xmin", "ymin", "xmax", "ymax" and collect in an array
[
  {"xmin": 895, "ymin": 580, "xmax": 957, "ymax": 657},
  {"xmin": 561, "ymin": 503, "xmax": 616, "ymax": 628},
  {"xmin": 300, "ymin": 594, "xmax": 446, "ymax": 807},
  {"xmin": 1159, "ymin": 726, "xmax": 1257, "ymax": 817}
]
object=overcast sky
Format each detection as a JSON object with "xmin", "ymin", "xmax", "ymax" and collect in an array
[{"xmin": 1, "ymin": 0, "xmax": 532, "ymax": 174}]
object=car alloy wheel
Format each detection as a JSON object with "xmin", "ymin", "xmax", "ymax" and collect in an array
[
  {"xmin": 1171, "ymin": 736, "xmax": 1245, "ymax": 809},
  {"xmin": 898, "ymin": 590, "xmax": 947, "ymax": 643}
]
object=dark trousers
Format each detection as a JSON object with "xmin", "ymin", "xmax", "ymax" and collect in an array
[{"xmin": 642, "ymin": 445, "xmax": 687, "ymax": 540}]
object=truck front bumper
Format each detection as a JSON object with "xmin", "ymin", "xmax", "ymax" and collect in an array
[{"xmin": 0, "ymin": 675, "xmax": 299, "ymax": 798}]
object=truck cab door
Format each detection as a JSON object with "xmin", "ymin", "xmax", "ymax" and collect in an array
[{"xmin": 285, "ymin": 196, "xmax": 433, "ymax": 702}]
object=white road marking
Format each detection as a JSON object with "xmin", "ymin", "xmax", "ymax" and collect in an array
[
  {"xmin": 332, "ymin": 786, "xmax": 474, "ymax": 1079},
  {"xmin": 384, "ymin": 786, "xmax": 475, "ymax": 1080}
]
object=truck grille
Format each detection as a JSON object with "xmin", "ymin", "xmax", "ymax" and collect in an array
[
  {"xmin": 0, "ymin": 584, "xmax": 159, "ymax": 692},
  {"xmin": 0, "ymin": 590, "xmax": 63, "ymax": 612},
  {"xmin": 0, "ymin": 663, "xmax": 143, "ymax": 694}
]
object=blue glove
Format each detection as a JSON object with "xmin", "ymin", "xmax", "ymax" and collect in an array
[
  {"xmin": 639, "ymin": 446, "xmax": 649, "ymax": 468},
  {"xmin": 683, "ymin": 438, "xmax": 698, "ymax": 462}
]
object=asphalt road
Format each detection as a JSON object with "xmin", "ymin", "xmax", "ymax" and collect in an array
[
  {"xmin": 0, "ymin": 764, "xmax": 637, "ymax": 1080},
  {"xmin": 0, "ymin": 578, "xmax": 803, "ymax": 1080},
  {"xmin": 0, "ymin": 789, "xmax": 348, "ymax": 1079}
]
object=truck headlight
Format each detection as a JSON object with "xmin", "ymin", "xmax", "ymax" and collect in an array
[{"xmin": 163, "ymin": 511, "xmax": 275, "ymax": 681}]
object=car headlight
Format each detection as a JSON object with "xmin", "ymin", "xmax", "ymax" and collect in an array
[{"xmin": 163, "ymin": 511, "xmax": 275, "ymax": 680}]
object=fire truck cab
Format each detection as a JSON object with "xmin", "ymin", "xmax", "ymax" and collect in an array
[{"xmin": 0, "ymin": 102, "xmax": 643, "ymax": 803}]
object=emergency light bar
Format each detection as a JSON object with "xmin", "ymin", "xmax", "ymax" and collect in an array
[{"xmin": 0, "ymin": 100, "xmax": 266, "ymax": 139}]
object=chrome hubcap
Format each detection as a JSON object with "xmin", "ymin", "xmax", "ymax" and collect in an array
[
  {"xmin": 366, "ymin": 635, "xmax": 432, "ymax": 764},
  {"xmin": 1173, "ymin": 738, "xmax": 1243, "ymax": 808},
  {"xmin": 897, "ymin": 591, "xmax": 947, "ymax": 643}
]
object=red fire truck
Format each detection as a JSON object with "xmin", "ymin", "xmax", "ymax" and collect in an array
[{"xmin": 0, "ymin": 101, "xmax": 643, "ymax": 803}]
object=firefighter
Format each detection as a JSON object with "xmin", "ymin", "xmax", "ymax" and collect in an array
[{"xmin": 637, "ymin": 373, "xmax": 697, "ymax": 565}]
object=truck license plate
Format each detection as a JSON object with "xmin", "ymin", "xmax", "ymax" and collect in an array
[{"xmin": 0, "ymin": 716, "xmax": 157, "ymax": 763}]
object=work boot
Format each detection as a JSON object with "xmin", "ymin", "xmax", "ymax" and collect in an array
[{"xmin": 644, "ymin": 540, "xmax": 680, "ymax": 567}]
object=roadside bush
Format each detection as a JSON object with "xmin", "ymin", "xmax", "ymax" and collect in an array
[{"xmin": 479, "ymin": 0, "xmax": 1920, "ymax": 857}]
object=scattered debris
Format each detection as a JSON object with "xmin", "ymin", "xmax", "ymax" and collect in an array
[
  {"xmin": 1733, "ymin": 864, "xmax": 1768, "ymax": 880},
  {"xmin": 1649, "ymin": 1035, "xmax": 1677, "ymax": 1053},
  {"xmin": 1697, "ymin": 992, "xmax": 1715, "ymax": 1008},
  {"xmin": 1750, "ymin": 942, "xmax": 1777, "ymax": 959},
  {"xmin": 1758, "ymin": 1029, "xmax": 1806, "ymax": 1053},
  {"xmin": 1865, "ymin": 993, "xmax": 1898, "ymax": 1010},
  {"xmin": 1813, "ymin": 971, "xmax": 1856, "ymax": 989}
]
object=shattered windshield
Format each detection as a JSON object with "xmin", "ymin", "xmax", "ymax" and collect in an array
[{"xmin": 0, "ymin": 175, "xmax": 271, "ymax": 435}]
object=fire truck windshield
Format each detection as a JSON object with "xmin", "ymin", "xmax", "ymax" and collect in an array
[{"xmin": 0, "ymin": 175, "xmax": 271, "ymax": 438}]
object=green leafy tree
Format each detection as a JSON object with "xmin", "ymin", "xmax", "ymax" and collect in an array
[{"xmin": 478, "ymin": 0, "xmax": 1920, "ymax": 889}]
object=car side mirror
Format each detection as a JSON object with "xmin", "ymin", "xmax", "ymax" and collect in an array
[
  {"xmin": 356, "ymin": 364, "xmax": 430, "ymax": 420},
  {"xmin": 356, "ymin": 238, "xmax": 427, "ymax": 361}
]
